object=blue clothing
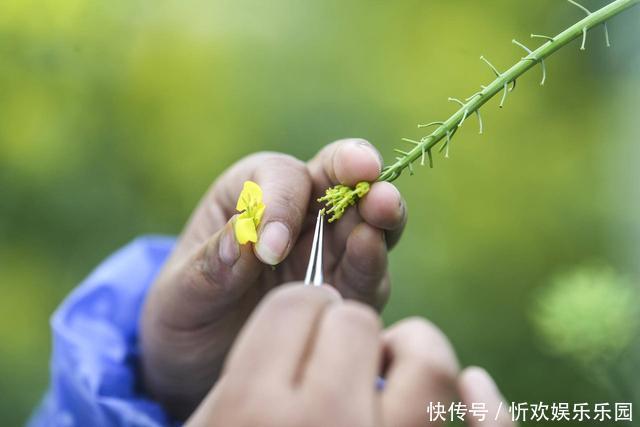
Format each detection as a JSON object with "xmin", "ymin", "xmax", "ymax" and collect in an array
[{"xmin": 29, "ymin": 236, "xmax": 178, "ymax": 427}]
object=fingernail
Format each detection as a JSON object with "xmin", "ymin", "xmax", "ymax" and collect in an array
[
  {"xmin": 355, "ymin": 140, "xmax": 383, "ymax": 173},
  {"xmin": 256, "ymin": 222, "xmax": 290, "ymax": 265},
  {"xmin": 219, "ymin": 225, "xmax": 240, "ymax": 266}
]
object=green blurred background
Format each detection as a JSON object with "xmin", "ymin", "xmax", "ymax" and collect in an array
[{"xmin": 1, "ymin": 0, "xmax": 639, "ymax": 425}]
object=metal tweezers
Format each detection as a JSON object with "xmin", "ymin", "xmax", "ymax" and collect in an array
[
  {"xmin": 303, "ymin": 209, "xmax": 386, "ymax": 390},
  {"xmin": 304, "ymin": 210, "xmax": 325, "ymax": 286}
]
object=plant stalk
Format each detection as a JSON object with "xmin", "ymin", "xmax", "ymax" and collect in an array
[{"xmin": 378, "ymin": 0, "xmax": 640, "ymax": 182}]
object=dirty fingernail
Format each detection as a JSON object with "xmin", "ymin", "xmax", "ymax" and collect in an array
[
  {"xmin": 256, "ymin": 222, "xmax": 290, "ymax": 265},
  {"xmin": 219, "ymin": 225, "xmax": 240, "ymax": 266}
]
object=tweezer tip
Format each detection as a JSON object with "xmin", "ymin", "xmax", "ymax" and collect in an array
[{"xmin": 304, "ymin": 209, "xmax": 325, "ymax": 286}]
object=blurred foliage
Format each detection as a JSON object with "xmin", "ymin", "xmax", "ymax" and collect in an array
[
  {"xmin": 532, "ymin": 265, "xmax": 639, "ymax": 367},
  {"xmin": 1, "ymin": 0, "xmax": 639, "ymax": 425},
  {"xmin": 531, "ymin": 264, "xmax": 640, "ymax": 407}
]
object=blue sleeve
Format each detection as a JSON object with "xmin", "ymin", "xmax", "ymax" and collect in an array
[{"xmin": 28, "ymin": 236, "xmax": 179, "ymax": 427}]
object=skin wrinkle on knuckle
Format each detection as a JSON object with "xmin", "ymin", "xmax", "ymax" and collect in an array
[
  {"xmin": 258, "ymin": 153, "xmax": 307, "ymax": 177},
  {"xmin": 215, "ymin": 151, "xmax": 308, "ymax": 216},
  {"xmin": 258, "ymin": 162, "xmax": 310, "ymax": 218},
  {"xmin": 210, "ymin": 153, "xmax": 271, "ymax": 210}
]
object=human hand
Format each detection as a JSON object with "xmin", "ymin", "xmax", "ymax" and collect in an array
[
  {"xmin": 185, "ymin": 285, "xmax": 514, "ymax": 427},
  {"xmin": 141, "ymin": 139, "xmax": 407, "ymax": 418}
]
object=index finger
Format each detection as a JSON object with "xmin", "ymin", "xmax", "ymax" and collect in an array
[
  {"xmin": 381, "ymin": 318, "xmax": 460, "ymax": 427},
  {"xmin": 185, "ymin": 152, "xmax": 313, "ymax": 265},
  {"xmin": 458, "ymin": 367, "xmax": 514, "ymax": 427},
  {"xmin": 307, "ymin": 139, "xmax": 407, "ymax": 248},
  {"xmin": 222, "ymin": 284, "xmax": 340, "ymax": 386}
]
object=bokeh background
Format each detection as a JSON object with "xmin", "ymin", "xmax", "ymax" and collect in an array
[{"xmin": 1, "ymin": 0, "xmax": 639, "ymax": 425}]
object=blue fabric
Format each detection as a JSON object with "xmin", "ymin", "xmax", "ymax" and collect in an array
[{"xmin": 29, "ymin": 236, "xmax": 178, "ymax": 427}]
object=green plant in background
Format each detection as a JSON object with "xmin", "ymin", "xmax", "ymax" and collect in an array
[
  {"xmin": 319, "ymin": 0, "xmax": 640, "ymax": 222},
  {"xmin": 532, "ymin": 265, "xmax": 640, "ymax": 402},
  {"xmin": 2, "ymin": 0, "xmax": 639, "ymax": 422}
]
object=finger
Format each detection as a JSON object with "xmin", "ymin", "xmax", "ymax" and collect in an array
[
  {"xmin": 303, "ymin": 301, "xmax": 381, "ymax": 404},
  {"xmin": 177, "ymin": 152, "xmax": 312, "ymax": 265},
  {"xmin": 357, "ymin": 181, "xmax": 408, "ymax": 250},
  {"xmin": 141, "ymin": 216, "xmax": 265, "ymax": 413},
  {"xmin": 151, "ymin": 153, "xmax": 313, "ymax": 327},
  {"xmin": 333, "ymin": 223, "xmax": 389, "ymax": 310},
  {"xmin": 251, "ymin": 154, "xmax": 312, "ymax": 265},
  {"xmin": 458, "ymin": 367, "xmax": 514, "ymax": 427},
  {"xmin": 323, "ymin": 198, "xmax": 364, "ymax": 266},
  {"xmin": 144, "ymin": 216, "xmax": 264, "ymax": 331},
  {"xmin": 381, "ymin": 318, "xmax": 460, "ymax": 427},
  {"xmin": 307, "ymin": 138, "xmax": 382, "ymax": 191},
  {"xmin": 223, "ymin": 284, "xmax": 341, "ymax": 385},
  {"xmin": 305, "ymin": 139, "xmax": 382, "ymax": 273}
]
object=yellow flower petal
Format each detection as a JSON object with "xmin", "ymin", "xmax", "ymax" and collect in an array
[
  {"xmin": 237, "ymin": 210, "xmax": 252, "ymax": 223},
  {"xmin": 234, "ymin": 217, "xmax": 257, "ymax": 244},
  {"xmin": 236, "ymin": 181, "xmax": 263, "ymax": 212},
  {"xmin": 234, "ymin": 180, "xmax": 266, "ymax": 245},
  {"xmin": 254, "ymin": 202, "xmax": 265, "ymax": 226}
]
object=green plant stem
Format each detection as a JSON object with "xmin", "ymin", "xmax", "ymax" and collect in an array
[{"xmin": 378, "ymin": 0, "xmax": 640, "ymax": 182}]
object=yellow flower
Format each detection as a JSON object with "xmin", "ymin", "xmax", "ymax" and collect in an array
[
  {"xmin": 318, "ymin": 181, "xmax": 370, "ymax": 222},
  {"xmin": 234, "ymin": 181, "xmax": 266, "ymax": 244}
]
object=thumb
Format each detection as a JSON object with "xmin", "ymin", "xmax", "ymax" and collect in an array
[
  {"xmin": 140, "ymin": 217, "xmax": 266, "ymax": 418},
  {"xmin": 148, "ymin": 215, "xmax": 264, "ymax": 330}
]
